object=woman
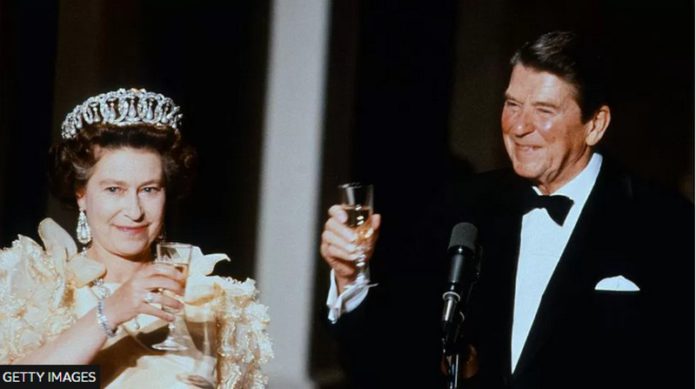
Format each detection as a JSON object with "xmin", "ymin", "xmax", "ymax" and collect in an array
[{"xmin": 0, "ymin": 88, "xmax": 272, "ymax": 388}]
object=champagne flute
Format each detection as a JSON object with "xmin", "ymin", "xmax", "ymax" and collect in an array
[
  {"xmin": 339, "ymin": 183, "xmax": 374, "ymax": 285},
  {"xmin": 152, "ymin": 242, "xmax": 194, "ymax": 352}
]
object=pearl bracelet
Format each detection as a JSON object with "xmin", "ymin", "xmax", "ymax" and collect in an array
[{"xmin": 96, "ymin": 299, "xmax": 118, "ymax": 338}]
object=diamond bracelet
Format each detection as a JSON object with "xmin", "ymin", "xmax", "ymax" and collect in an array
[{"xmin": 96, "ymin": 299, "xmax": 118, "ymax": 338}]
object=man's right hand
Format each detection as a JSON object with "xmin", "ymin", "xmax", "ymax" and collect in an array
[{"xmin": 320, "ymin": 204, "xmax": 381, "ymax": 294}]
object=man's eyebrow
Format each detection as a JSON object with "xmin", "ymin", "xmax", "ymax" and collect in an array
[
  {"xmin": 503, "ymin": 92, "xmax": 519, "ymax": 102},
  {"xmin": 533, "ymin": 101, "xmax": 560, "ymax": 109}
]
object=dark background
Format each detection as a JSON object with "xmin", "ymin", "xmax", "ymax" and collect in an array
[{"xmin": 1, "ymin": 1, "xmax": 692, "ymax": 386}]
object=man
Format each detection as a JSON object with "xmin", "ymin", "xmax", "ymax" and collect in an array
[{"xmin": 321, "ymin": 31, "xmax": 693, "ymax": 388}]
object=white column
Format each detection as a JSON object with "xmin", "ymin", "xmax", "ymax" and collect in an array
[{"xmin": 255, "ymin": 1, "xmax": 329, "ymax": 388}]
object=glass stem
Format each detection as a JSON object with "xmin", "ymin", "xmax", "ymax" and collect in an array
[{"xmin": 355, "ymin": 252, "xmax": 367, "ymax": 281}]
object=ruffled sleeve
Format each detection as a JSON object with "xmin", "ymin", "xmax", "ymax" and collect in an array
[
  {"xmin": 0, "ymin": 219, "xmax": 78, "ymax": 363},
  {"xmin": 185, "ymin": 248, "xmax": 273, "ymax": 388},
  {"xmin": 214, "ymin": 277, "xmax": 273, "ymax": 388}
]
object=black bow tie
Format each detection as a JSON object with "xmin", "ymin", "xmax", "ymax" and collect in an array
[{"xmin": 521, "ymin": 191, "xmax": 574, "ymax": 225}]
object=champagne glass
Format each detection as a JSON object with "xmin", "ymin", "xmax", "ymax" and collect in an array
[
  {"xmin": 176, "ymin": 309, "xmax": 217, "ymax": 388},
  {"xmin": 339, "ymin": 183, "xmax": 374, "ymax": 285},
  {"xmin": 152, "ymin": 242, "xmax": 194, "ymax": 351}
]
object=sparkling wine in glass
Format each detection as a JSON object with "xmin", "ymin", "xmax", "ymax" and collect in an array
[
  {"xmin": 339, "ymin": 183, "xmax": 374, "ymax": 285},
  {"xmin": 152, "ymin": 242, "xmax": 194, "ymax": 352}
]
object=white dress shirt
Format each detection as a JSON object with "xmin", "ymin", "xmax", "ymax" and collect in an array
[
  {"xmin": 326, "ymin": 268, "xmax": 370, "ymax": 323},
  {"xmin": 511, "ymin": 153, "xmax": 602, "ymax": 371}
]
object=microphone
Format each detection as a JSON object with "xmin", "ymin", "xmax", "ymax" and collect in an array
[{"xmin": 442, "ymin": 222, "xmax": 479, "ymax": 354}]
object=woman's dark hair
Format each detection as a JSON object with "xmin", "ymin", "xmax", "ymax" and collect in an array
[
  {"xmin": 510, "ymin": 31, "xmax": 609, "ymax": 122},
  {"xmin": 48, "ymin": 124, "xmax": 197, "ymax": 206}
]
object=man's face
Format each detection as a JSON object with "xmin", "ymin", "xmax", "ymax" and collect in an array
[{"xmin": 501, "ymin": 64, "xmax": 596, "ymax": 194}]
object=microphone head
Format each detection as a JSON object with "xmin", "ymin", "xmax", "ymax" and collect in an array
[{"xmin": 449, "ymin": 222, "xmax": 478, "ymax": 252}]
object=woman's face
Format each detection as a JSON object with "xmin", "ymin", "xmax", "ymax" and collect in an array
[{"xmin": 77, "ymin": 147, "xmax": 166, "ymax": 261}]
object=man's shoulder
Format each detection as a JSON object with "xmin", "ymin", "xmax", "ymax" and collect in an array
[
  {"xmin": 448, "ymin": 168, "xmax": 522, "ymax": 196},
  {"xmin": 471, "ymin": 168, "xmax": 522, "ymax": 190},
  {"xmin": 628, "ymin": 175, "xmax": 693, "ymax": 228},
  {"xmin": 593, "ymin": 159, "xmax": 693, "ymax": 242},
  {"xmin": 441, "ymin": 168, "xmax": 522, "ymax": 205},
  {"xmin": 422, "ymin": 168, "xmax": 523, "ymax": 230},
  {"xmin": 599, "ymin": 158, "xmax": 692, "ymax": 211}
]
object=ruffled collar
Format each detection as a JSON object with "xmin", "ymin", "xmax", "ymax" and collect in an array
[
  {"xmin": 38, "ymin": 218, "xmax": 106, "ymax": 287},
  {"xmin": 68, "ymin": 254, "xmax": 106, "ymax": 287}
]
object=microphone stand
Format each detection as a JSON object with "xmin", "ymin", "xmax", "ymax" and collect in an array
[
  {"xmin": 441, "ymin": 225, "xmax": 481, "ymax": 389},
  {"xmin": 443, "ymin": 310, "xmax": 466, "ymax": 389},
  {"xmin": 447, "ymin": 353, "xmax": 461, "ymax": 389},
  {"xmin": 442, "ymin": 246, "xmax": 480, "ymax": 389}
]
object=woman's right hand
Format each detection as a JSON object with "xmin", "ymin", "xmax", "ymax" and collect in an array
[
  {"xmin": 320, "ymin": 205, "xmax": 381, "ymax": 294},
  {"xmin": 102, "ymin": 263, "xmax": 186, "ymax": 326}
]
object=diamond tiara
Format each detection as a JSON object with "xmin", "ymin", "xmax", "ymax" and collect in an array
[{"xmin": 60, "ymin": 88, "xmax": 182, "ymax": 139}]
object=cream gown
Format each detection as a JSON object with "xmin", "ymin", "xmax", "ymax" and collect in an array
[{"xmin": 0, "ymin": 219, "xmax": 272, "ymax": 388}]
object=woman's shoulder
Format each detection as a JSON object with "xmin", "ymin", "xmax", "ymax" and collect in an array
[
  {"xmin": 185, "ymin": 246, "xmax": 274, "ymax": 388},
  {"xmin": 1, "ymin": 218, "xmax": 75, "ymax": 277},
  {"xmin": 185, "ymin": 245, "xmax": 272, "ymax": 326},
  {"xmin": 0, "ymin": 218, "xmax": 80, "ymax": 363},
  {"xmin": 1, "ymin": 218, "xmax": 106, "ymax": 288}
]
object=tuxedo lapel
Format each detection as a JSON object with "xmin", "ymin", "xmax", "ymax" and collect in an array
[
  {"xmin": 474, "ymin": 175, "xmax": 528, "ymax": 378},
  {"xmin": 511, "ymin": 161, "xmax": 629, "ymax": 377},
  {"xmin": 512, "ymin": 213, "xmax": 592, "ymax": 375}
]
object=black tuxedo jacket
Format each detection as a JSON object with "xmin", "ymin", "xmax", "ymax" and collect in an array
[
  {"xmin": 330, "ymin": 159, "xmax": 693, "ymax": 389},
  {"xmin": 466, "ymin": 160, "xmax": 694, "ymax": 388}
]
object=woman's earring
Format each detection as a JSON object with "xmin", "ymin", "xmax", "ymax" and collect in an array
[
  {"xmin": 157, "ymin": 225, "xmax": 166, "ymax": 242},
  {"xmin": 76, "ymin": 209, "xmax": 92, "ymax": 245}
]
